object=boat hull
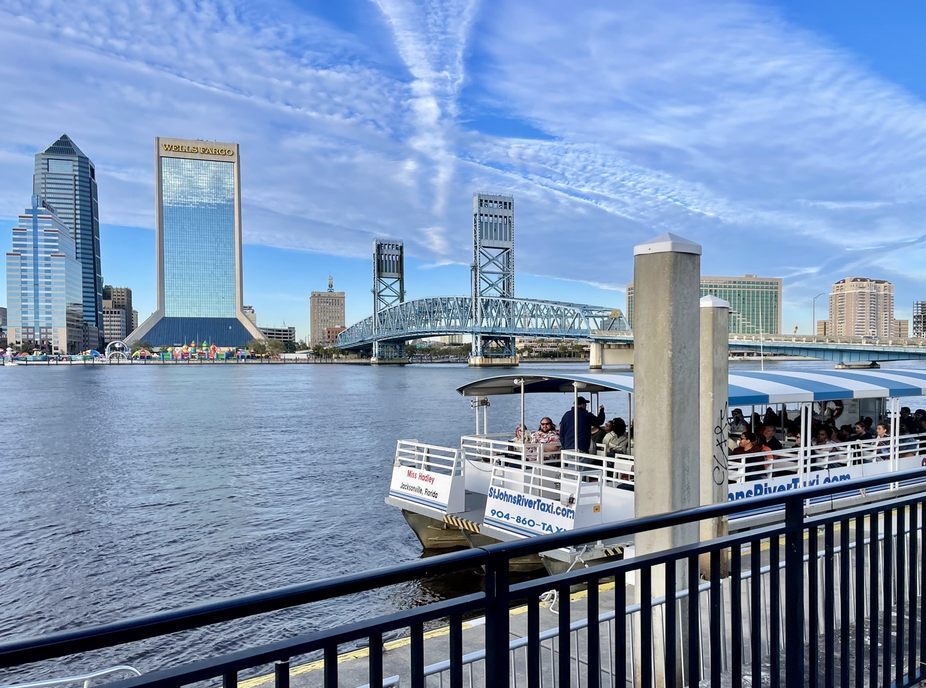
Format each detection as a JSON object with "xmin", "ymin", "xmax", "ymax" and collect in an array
[{"xmin": 401, "ymin": 510, "xmax": 469, "ymax": 550}]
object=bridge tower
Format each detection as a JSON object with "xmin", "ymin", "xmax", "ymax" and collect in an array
[
  {"xmin": 371, "ymin": 239, "xmax": 406, "ymax": 363},
  {"xmin": 470, "ymin": 193, "xmax": 517, "ymax": 365}
]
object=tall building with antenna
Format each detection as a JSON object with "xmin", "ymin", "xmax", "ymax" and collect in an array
[{"xmin": 309, "ymin": 276, "xmax": 345, "ymax": 346}]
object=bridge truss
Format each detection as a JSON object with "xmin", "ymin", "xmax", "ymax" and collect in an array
[{"xmin": 337, "ymin": 296, "xmax": 628, "ymax": 350}]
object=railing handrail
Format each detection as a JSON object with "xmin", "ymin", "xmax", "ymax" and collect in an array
[
  {"xmin": 4, "ymin": 466, "xmax": 926, "ymax": 670},
  {"xmin": 0, "ymin": 665, "xmax": 141, "ymax": 688}
]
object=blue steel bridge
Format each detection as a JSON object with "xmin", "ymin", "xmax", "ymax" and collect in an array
[
  {"xmin": 336, "ymin": 295, "xmax": 926, "ymax": 364},
  {"xmin": 336, "ymin": 296, "xmax": 628, "ymax": 349}
]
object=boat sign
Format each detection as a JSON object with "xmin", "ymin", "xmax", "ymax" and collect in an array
[
  {"xmin": 389, "ymin": 465, "xmax": 464, "ymax": 513},
  {"xmin": 484, "ymin": 485, "xmax": 576, "ymax": 537}
]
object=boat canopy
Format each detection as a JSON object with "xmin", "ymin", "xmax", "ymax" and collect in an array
[{"xmin": 456, "ymin": 369, "xmax": 926, "ymax": 406}]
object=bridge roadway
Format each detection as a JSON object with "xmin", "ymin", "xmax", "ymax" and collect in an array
[{"xmin": 336, "ymin": 296, "xmax": 926, "ymax": 363}]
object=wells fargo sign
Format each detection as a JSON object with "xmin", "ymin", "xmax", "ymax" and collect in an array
[{"xmin": 161, "ymin": 143, "xmax": 235, "ymax": 156}]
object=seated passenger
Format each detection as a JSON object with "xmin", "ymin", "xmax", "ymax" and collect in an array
[
  {"xmin": 731, "ymin": 431, "xmax": 770, "ymax": 481},
  {"xmin": 851, "ymin": 421, "xmax": 873, "ymax": 442},
  {"xmin": 759, "ymin": 424, "xmax": 783, "ymax": 451},
  {"xmin": 812, "ymin": 426, "xmax": 839, "ymax": 469},
  {"xmin": 875, "ymin": 423, "xmax": 890, "ymax": 459},
  {"xmin": 528, "ymin": 417, "xmax": 561, "ymax": 462},
  {"xmin": 729, "ymin": 408, "xmax": 750, "ymax": 436}
]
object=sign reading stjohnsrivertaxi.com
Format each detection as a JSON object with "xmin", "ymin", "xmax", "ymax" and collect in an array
[
  {"xmin": 389, "ymin": 466, "xmax": 464, "ymax": 513},
  {"xmin": 484, "ymin": 486, "xmax": 576, "ymax": 537}
]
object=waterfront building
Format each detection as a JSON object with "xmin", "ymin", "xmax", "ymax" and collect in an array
[
  {"xmin": 827, "ymin": 277, "xmax": 894, "ymax": 338},
  {"xmin": 260, "ymin": 326, "xmax": 296, "ymax": 344},
  {"xmin": 914, "ymin": 301, "xmax": 926, "ymax": 338},
  {"xmin": 0, "ymin": 306, "xmax": 6, "ymax": 342},
  {"xmin": 102, "ymin": 285, "xmax": 133, "ymax": 342},
  {"xmin": 893, "ymin": 319, "xmax": 909, "ymax": 338},
  {"xmin": 242, "ymin": 305, "xmax": 257, "ymax": 325},
  {"xmin": 5, "ymin": 196, "xmax": 83, "ymax": 353},
  {"xmin": 626, "ymin": 274, "xmax": 782, "ymax": 335},
  {"xmin": 102, "ymin": 304, "xmax": 127, "ymax": 342},
  {"xmin": 131, "ymin": 310, "xmax": 138, "ymax": 332},
  {"xmin": 816, "ymin": 320, "xmax": 830, "ymax": 337},
  {"xmin": 310, "ymin": 277, "xmax": 345, "ymax": 346},
  {"xmin": 127, "ymin": 138, "xmax": 264, "ymax": 347},
  {"xmin": 323, "ymin": 325, "xmax": 346, "ymax": 346},
  {"xmin": 33, "ymin": 134, "xmax": 102, "ymax": 344}
]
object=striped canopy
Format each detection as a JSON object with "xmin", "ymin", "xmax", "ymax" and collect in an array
[{"xmin": 456, "ymin": 369, "xmax": 926, "ymax": 406}]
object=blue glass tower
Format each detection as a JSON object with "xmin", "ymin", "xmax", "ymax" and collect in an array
[
  {"xmin": 33, "ymin": 134, "xmax": 102, "ymax": 344},
  {"xmin": 5, "ymin": 196, "xmax": 84, "ymax": 353},
  {"xmin": 127, "ymin": 138, "xmax": 264, "ymax": 347}
]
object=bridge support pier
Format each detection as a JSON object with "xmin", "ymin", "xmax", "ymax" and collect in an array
[
  {"xmin": 589, "ymin": 341, "xmax": 603, "ymax": 369},
  {"xmin": 468, "ymin": 356, "xmax": 519, "ymax": 367}
]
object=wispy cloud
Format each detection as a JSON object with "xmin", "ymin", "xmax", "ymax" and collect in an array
[{"xmin": 1, "ymin": 0, "xmax": 926, "ymax": 326}]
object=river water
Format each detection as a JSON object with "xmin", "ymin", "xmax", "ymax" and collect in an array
[{"xmin": 1, "ymin": 359, "xmax": 923, "ymax": 679}]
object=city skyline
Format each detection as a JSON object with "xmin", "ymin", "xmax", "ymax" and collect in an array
[{"xmin": 2, "ymin": 2, "xmax": 926, "ymax": 342}]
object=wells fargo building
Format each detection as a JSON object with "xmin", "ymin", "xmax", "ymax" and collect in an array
[{"xmin": 127, "ymin": 138, "xmax": 264, "ymax": 347}]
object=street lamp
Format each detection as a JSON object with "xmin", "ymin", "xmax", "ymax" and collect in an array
[{"xmin": 811, "ymin": 292, "xmax": 826, "ymax": 336}]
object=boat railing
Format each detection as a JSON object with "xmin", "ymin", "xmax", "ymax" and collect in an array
[
  {"xmin": 560, "ymin": 449, "xmax": 635, "ymax": 490},
  {"xmin": 459, "ymin": 434, "xmax": 561, "ymax": 466},
  {"xmin": 728, "ymin": 431, "xmax": 926, "ymax": 485},
  {"xmin": 394, "ymin": 440, "xmax": 461, "ymax": 476},
  {"xmin": 0, "ymin": 665, "xmax": 141, "ymax": 688}
]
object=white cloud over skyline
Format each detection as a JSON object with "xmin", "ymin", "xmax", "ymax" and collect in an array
[{"xmin": 0, "ymin": 0, "xmax": 924, "ymax": 329}]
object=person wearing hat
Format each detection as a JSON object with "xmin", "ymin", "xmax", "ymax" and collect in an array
[{"xmin": 559, "ymin": 397, "xmax": 606, "ymax": 454}]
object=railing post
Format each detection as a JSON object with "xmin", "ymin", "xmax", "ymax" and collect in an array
[
  {"xmin": 484, "ymin": 556, "xmax": 510, "ymax": 686},
  {"xmin": 784, "ymin": 495, "xmax": 805, "ymax": 686}
]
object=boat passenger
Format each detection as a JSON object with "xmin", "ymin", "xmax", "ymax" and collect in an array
[
  {"xmin": 559, "ymin": 397, "xmax": 606, "ymax": 454},
  {"xmin": 529, "ymin": 418, "xmax": 561, "ymax": 461},
  {"xmin": 590, "ymin": 423, "xmax": 608, "ymax": 454},
  {"xmin": 731, "ymin": 431, "xmax": 770, "ymax": 481},
  {"xmin": 875, "ymin": 423, "xmax": 890, "ymax": 459},
  {"xmin": 603, "ymin": 417, "xmax": 630, "ymax": 457},
  {"xmin": 812, "ymin": 426, "xmax": 839, "ymax": 469},
  {"xmin": 759, "ymin": 424, "xmax": 783, "ymax": 451},
  {"xmin": 729, "ymin": 408, "xmax": 749, "ymax": 437},
  {"xmin": 850, "ymin": 421, "xmax": 873, "ymax": 442}
]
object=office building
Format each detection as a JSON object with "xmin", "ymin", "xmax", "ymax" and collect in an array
[
  {"xmin": 5, "ymin": 196, "xmax": 84, "ymax": 353},
  {"xmin": 260, "ymin": 326, "xmax": 296, "ymax": 344},
  {"xmin": 324, "ymin": 326, "xmax": 346, "ymax": 346},
  {"xmin": 0, "ymin": 306, "xmax": 7, "ymax": 344},
  {"xmin": 626, "ymin": 275, "xmax": 782, "ymax": 335},
  {"xmin": 816, "ymin": 320, "xmax": 830, "ymax": 337},
  {"xmin": 127, "ymin": 138, "xmax": 264, "ymax": 347},
  {"xmin": 914, "ymin": 301, "xmax": 926, "ymax": 338},
  {"xmin": 33, "ymin": 134, "xmax": 102, "ymax": 344},
  {"xmin": 893, "ymin": 320, "xmax": 909, "ymax": 338},
  {"xmin": 242, "ymin": 305, "xmax": 257, "ymax": 325},
  {"xmin": 102, "ymin": 304, "xmax": 127, "ymax": 342},
  {"xmin": 827, "ymin": 277, "xmax": 894, "ymax": 338},
  {"xmin": 310, "ymin": 277, "xmax": 345, "ymax": 346},
  {"xmin": 102, "ymin": 285, "xmax": 133, "ymax": 342},
  {"xmin": 131, "ymin": 310, "xmax": 138, "ymax": 332}
]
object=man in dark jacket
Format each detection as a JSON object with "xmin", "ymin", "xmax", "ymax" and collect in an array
[{"xmin": 559, "ymin": 397, "xmax": 606, "ymax": 452}]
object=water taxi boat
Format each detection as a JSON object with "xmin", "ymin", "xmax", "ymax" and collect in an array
[{"xmin": 386, "ymin": 368, "xmax": 926, "ymax": 571}]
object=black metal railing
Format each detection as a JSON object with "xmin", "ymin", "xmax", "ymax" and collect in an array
[{"xmin": 3, "ymin": 469, "xmax": 926, "ymax": 687}]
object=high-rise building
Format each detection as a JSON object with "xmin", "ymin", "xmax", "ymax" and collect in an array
[
  {"xmin": 131, "ymin": 310, "xmax": 138, "ymax": 332},
  {"xmin": 127, "ymin": 138, "xmax": 264, "ymax": 347},
  {"xmin": 0, "ymin": 306, "xmax": 7, "ymax": 344},
  {"xmin": 102, "ymin": 285, "xmax": 133, "ymax": 342},
  {"xmin": 827, "ymin": 277, "xmax": 894, "ymax": 338},
  {"xmin": 5, "ymin": 196, "xmax": 84, "ymax": 353},
  {"xmin": 626, "ymin": 275, "xmax": 782, "ymax": 335},
  {"xmin": 33, "ymin": 134, "xmax": 102, "ymax": 344},
  {"xmin": 242, "ymin": 305, "xmax": 257, "ymax": 325},
  {"xmin": 893, "ymin": 320, "xmax": 909, "ymax": 338},
  {"xmin": 310, "ymin": 277, "xmax": 345, "ymax": 346},
  {"xmin": 914, "ymin": 301, "xmax": 926, "ymax": 338}
]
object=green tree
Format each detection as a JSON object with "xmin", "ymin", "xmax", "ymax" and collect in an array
[
  {"xmin": 247, "ymin": 339, "xmax": 268, "ymax": 356},
  {"xmin": 267, "ymin": 340, "xmax": 285, "ymax": 356}
]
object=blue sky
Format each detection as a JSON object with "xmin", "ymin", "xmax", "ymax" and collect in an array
[{"xmin": 2, "ymin": 0, "xmax": 926, "ymax": 341}]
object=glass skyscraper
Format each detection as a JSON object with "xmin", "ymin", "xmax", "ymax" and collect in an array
[
  {"xmin": 627, "ymin": 274, "xmax": 783, "ymax": 335},
  {"xmin": 6, "ymin": 196, "xmax": 84, "ymax": 353},
  {"xmin": 33, "ymin": 134, "xmax": 102, "ymax": 344},
  {"xmin": 126, "ymin": 138, "xmax": 264, "ymax": 347}
]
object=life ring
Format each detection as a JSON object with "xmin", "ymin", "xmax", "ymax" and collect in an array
[{"xmin": 813, "ymin": 400, "xmax": 843, "ymax": 420}]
